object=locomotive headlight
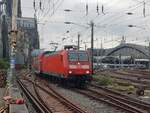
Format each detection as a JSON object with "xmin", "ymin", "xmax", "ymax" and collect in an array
[
  {"xmin": 69, "ymin": 70, "xmax": 72, "ymax": 74},
  {"xmin": 86, "ymin": 70, "xmax": 90, "ymax": 74}
]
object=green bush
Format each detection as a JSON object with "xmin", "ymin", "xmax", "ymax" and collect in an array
[
  {"xmin": 93, "ymin": 75, "xmax": 112, "ymax": 86},
  {"xmin": 0, "ymin": 59, "xmax": 9, "ymax": 69},
  {"xmin": 111, "ymin": 84, "xmax": 135, "ymax": 92}
]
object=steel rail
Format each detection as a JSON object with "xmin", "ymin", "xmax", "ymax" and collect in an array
[
  {"xmin": 114, "ymin": 71, "xmax": 150, "ymax": 80},
  {"xmin": 90, "ymin": 84, "xmax": 150, "ymax": 108},
  {"xmin": 17, "ymin": 79, "xmax": 53, "ymax": 113},
  {"xmin": 33, "ymin": 83, "xmax": 55, "ymax": 113},
  {"xmin": 125, "ymin": 70, "xmax": 150, "ymax": 76},
  {"xmin": 24, "ymin": 78, "xmax": 87, "ymax": 113},
  {"xmin": 47, "ymin": 84, "xmax": 88, "ymax": 113},
  {"xmin": 102, "ymin": 72, "xmax": 150, "ymax": 85},
  {"xmin": 75, "ymin": 88, "xmax": 146, "ymax": 113}
]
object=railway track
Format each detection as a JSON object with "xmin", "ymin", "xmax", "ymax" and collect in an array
[
  {"xmin": 18, "ymin": 77, "xmax": 87, "ymax": 113},
  {"xmin": 0, "ymin": 106, "xmax": 8, "ymax": 113},
  {"xmin": 17, "ymin": 78, "xmax": 53, "ymax": 113},
  {"xmin": 90, "ymin": 84, "xmax": 150, "ymax": 110},
  {"xmin": 99, "ymin": 71, "xmax": 150, "ymax": 87},
  {"xmin": 110, "ymin": 71, "xmax": 150, "ymax": 88},
  {"xmin": 124, "ymin": 70, "xmax": 150, "ymax": 76},
  {"xmin": 72, "ymin": 81, "xmax": 150, "ymax": 113},
  {"xmin": 114, "ymin": 71, "xmax": 150, "ymax": 80},
  {"xmin": 18, "ymin": 71, "xmax": 150, "ymax": 113}
]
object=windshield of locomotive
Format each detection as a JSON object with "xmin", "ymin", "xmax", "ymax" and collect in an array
[{"xmin": 68, "ymin": 52, "xmax": 88, "ymax": 61}]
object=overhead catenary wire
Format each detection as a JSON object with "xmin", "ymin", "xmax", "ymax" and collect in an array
[
  {"xmin": 37, "ymin": 0, "xmax": 150, "ymax": 49},
  {"xmin": 96, "ymin": 2, "xmax": 147, "ymax": 26},
  {"xmin": 65, "ymin": 0, "xmax": 143, "ymax": 36},
  {"xmin": 82, "ymin": 0, "xmax": 149, "ymax": 40},
  {"xmin": 66, "ymin": 0, "xmax": 148, "ymax": 40},
  {"xmin": 92, "ymin": 0, "xmax": 144, "ymax": 24},
  {"xmin": 90, "ymin": 0, "xmax": 150, "ymax": 40},
  {"xmin": 34, "ymin": 0, "xmax": 59, "ymax": 22},
  {"xmin": 39, "ymin": 0, "xmax": 64, "ymax": 22}
]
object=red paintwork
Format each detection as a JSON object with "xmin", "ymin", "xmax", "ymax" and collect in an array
[{"xmin": 32, "ymin": 50, "xmax": 92, "ymax": 79}]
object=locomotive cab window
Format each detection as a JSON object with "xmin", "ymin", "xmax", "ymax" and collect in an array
[
  {"xmin": 68, "ymin": 52, "xmax": 78, "ymax": 61},
  {"xmin": 78, "ymin": 52, "xmax": 88, "ymax": 61},
  {"xmin": 68, "ymin": 52, "xmax": 88, "ymax": 61}
]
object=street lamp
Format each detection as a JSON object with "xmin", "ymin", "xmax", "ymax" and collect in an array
[
  {"xmin": 128, "ymin": 24, "xmax": 145, "ymax": 30},
  {"xmin": 64, "ymin": 22, "xmax": 72, "ymax": 24},
  {"xmin": 128, "ymin": 25, "xmax": 135, "ymax": 27},
  {"xmin": 64, "ymin": 8, "xmax": 73, "ymax": 12},
  {"xmin": 64, "ymin": 21, "xmax": 89, "ymax": 28},
  {"xmin": 66, "ymin": 30, "xmax": 69, "ymax": 33},
  {"xmin": 64, "ymin": 9, "xmax": 72, "ymax": 12},
  {"xmin": 126, "ymin": 12, "xmax": 134, "ymax": 15}
]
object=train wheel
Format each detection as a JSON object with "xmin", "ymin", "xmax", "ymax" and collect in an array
[{"xmin": 57, "ymin": 78, "xmax": 61, "ymax": 85}]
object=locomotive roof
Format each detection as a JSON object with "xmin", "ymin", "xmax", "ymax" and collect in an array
[
  {"xmin": 68, "ymin": 50, "xmax": 87, "ymax": 52},
  {"xmin": 31, "ymin": 49, "xmax": 54, "ymax": 57},
  {"xmin": 31, "ymin": 49, "xmax": 88, "ymax": 57},
  {"xmin": 43, "ymin": 51, "xmax": 54, "ymax": 55}
]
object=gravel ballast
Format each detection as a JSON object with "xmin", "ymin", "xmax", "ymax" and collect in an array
[{"xmin": 56, "ymin": 86, "xmax": 127, "ymax": 113}]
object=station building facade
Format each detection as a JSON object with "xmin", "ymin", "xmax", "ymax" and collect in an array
[
  {"xmin": 0, "ymin": 0, "xmax": 39, "ymax": 67},
  {"xmin": 89, "ymin": 43, "xmax": 150, "ymax": 68}
]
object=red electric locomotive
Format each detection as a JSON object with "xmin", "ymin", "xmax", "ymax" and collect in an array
[{"xmin": 31, "ymin": 47, "xmax": 92, "ymax": 87}]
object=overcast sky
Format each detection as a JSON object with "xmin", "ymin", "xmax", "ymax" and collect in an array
[{"xmin": 21, "ymin": 0, "xmax": 150, "ymax": 50}]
